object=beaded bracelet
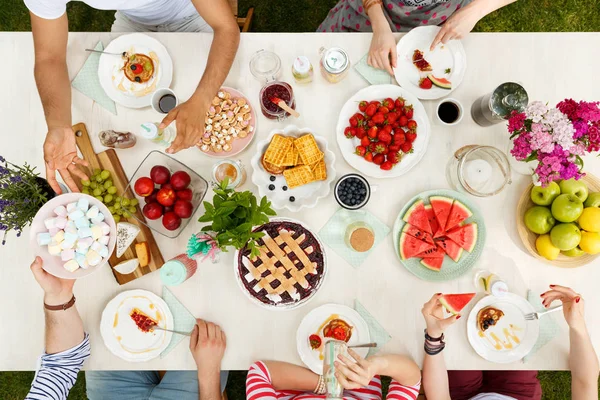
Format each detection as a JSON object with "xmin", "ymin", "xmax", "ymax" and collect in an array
[
  {"xmin": 363, "ymin": 0, "xmax": 383, "ymax": 15},
  {"xmin": 315, "ymin": 375, "xmax": 326, "ymax": 395},
  {"xmin": 424, "ymin": 329, "xmax": 446, "ymax": 355},
  {"xmin": 424, "ymin": 329, "xmax": 445, "ymax": 343}
]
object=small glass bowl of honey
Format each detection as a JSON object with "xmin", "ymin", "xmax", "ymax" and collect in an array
[{"xmin": 211, "ymin": 159, "xmax": 246, "ymax": 189}]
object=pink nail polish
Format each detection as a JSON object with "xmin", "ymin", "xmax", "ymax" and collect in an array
[
  {"xmin": 576, "ymin": 297, "xmax": 581, "ymax": 303},
  {"xmin": 456, "ymin": 315, "xmax": 461, "ymax": 320}
]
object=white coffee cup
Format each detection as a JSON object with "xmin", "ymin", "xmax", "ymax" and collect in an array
[
  {"xmin": 436, "ymin": 98, "xmax": 463, "ymax": 126},
  {"xmin": 151, "ymin": 88, "xmax": 178, "ymax": 114}
]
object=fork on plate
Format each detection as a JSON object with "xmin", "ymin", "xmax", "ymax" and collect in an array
[{"xmin": 524, "ymin": 305, "xmax": 563, "ymax": 321}]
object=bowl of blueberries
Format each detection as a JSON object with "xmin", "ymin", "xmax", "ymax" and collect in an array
[{"xmin": 334, "ymin": 174, "xmax": 371, "ymax": 210}]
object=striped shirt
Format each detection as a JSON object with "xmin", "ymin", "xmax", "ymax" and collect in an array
[
  {"xmin": 25, "ymin": 334, "xmax": 91, "ymax": 400},
  {"xmin": 246, "ymin": 361, "xmax": 421, "ymax": 400}
]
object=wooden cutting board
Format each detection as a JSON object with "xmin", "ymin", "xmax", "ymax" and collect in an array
[{"xmin": 72, "ymin": 123, "xmax": 165, "ymax": 284}]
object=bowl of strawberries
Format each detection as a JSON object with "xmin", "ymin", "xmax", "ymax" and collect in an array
[{"xmin": 336, "ymin": 84, "xmax": 431, "ymax": 179}]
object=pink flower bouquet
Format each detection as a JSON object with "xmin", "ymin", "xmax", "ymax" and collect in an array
[{"xmin": 508, "ymin": 99, "xmax": 600, "ymax": 186}]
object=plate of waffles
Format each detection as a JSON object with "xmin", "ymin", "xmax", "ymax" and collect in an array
[
  {"xmin": 250, "ymin": 125, "xmax": 337, "ymax": 212},
  {"xmin": 394, "ymin": 26, "xmax": 466, "ymax": 100},
  {"xmin": 296, "ymin": 303, "xmax": 371, "ymax": 374},
  {"xmin": 467, "ymin": 293, "xmax": 539, "ymax": 363},
  {"xmin": 234, "ymin": 218, "xmax": 327, "ymax": 310},
  {"xmin": 197, "ymin": 87, "xmax": 257, "ymax": 157},
  {"xmin": 98, "ymin": 33, "xmax": 173, "ymax": 108},
  {"xmin": 100, "ymin": 289, "xmax": 173, "ymax": 362}
]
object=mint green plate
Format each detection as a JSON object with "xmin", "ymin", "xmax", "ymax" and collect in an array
[{"xmin": 392, "ymin": 189, "xmax": 487, "ymax": 282}]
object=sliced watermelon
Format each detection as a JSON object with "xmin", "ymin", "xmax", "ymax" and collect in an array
[
  {"xmin": 424, "ymin": 205, "xmax": 439, "ymax": 237},
  {"xmin": 433, "ymin": 227, "xmax": 446, "ymax": 239},
  {"xmin": 440, "ymin": 293, "xmax": 476, "ymax": 315},
  {"xmin": 444, "ymin": 200, "xmax": 473, "ymax": 231},
  {"xmin": 421, "ymin": 257, "xmax": 443, "ymax": 271},
  {"xmin": 403, "ymin": 199, "xmax": 432, "ymax": 235},
  {"xmin": 399, "ymin": 232, "xmax": 436, "ymax": 260},
  {"xmin": 436, "ymin": 238, "xmax": 463, "ymax": 262},
  {"xmin": 402, "ymin": 222, "xmax": 434, "ymax": 245},
  {"xmin": 415, "ymin": 245, "xmax": 445, "ymax": 258},
  {"xmin": 446, "ymin": 223, "xmax": 478, "ymax": 252},
  {"xmin": 430, "ymin": 196, "xmax": 453, "ymax": 233}
]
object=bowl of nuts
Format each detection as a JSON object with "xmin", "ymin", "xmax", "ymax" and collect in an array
[{"xmin": 197, "ymin": 87, "xmax": 257, "ymax": 157}]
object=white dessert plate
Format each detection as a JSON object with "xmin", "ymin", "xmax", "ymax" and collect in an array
[
  {"xmin": 296, "ymin": 303, "xmax": 370, "ymax": 375},
  {"xmin": 336, "ymin": 85, "xmax": 430, "ymax": 179},
  {"xmin": 100, "ymin": 289, "xmax": 173, "ymax": 362},
  {"xmin": 98, "ymin": 33, "xmax": 173, "ymax": 108},
  {"xmin": 394, "ymin": 26, "xmax": 466, "ymax": 100}
]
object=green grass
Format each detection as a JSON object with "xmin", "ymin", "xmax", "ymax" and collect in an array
[{"xmin": 1, "ymin": 0, "xmax": 599, "ymax": 398}]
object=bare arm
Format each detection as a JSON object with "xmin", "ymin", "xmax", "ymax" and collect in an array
[
  {"xmin": 365, "ymin": 3, "xmax": 397, "ymax": 75},
  {"xmin": 189, "ymin": 319, "xmax": 227, "ymax": 400},
  {"xmin": 162, "ymin": 0, "xmax": 240, "ymax": 153},
  {"xmin": 262, "ymin": 361, "xmax": 319, "ymax": 391}
]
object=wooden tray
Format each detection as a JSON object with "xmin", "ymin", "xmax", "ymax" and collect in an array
[
  {"xmin": 516, "ymin": 173, "xmax": 600, "ymax": 268},
  {"xmin": 72, "ymin": 123, "xmax": 165, "ymax": 284}
]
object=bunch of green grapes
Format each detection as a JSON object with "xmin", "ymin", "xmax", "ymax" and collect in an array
[{"xmin": 81, "ymin": 169, "xmax": 139, "ymax": 223}]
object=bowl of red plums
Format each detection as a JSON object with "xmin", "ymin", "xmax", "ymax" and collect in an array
[{"xmin": 126, "ymin": 151, "xmax": 209, "ymax": 238}]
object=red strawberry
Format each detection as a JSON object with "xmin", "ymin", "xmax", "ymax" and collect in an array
[
  {"xmin": 380, "ymin": 161, "xmax": 394, "ymax": 170},
  {"xmin": 358, "ymin": 101, "xmax": 368, "ymax": 112},
  {"xmin": 400, "ymin": 142, "xmax": 413, "ymax": 153},
  {"xmin": 406, "ymin": 131, "xmax": 417, "ymax": 142},
  {"xmin": 407, "ymin": 120, "xmax": 418, "ymax": 131},
  {"xmin": 419, "ymin": 77, "xmax": 433, "ymax": 89},
  {"xmin": 399, "ymin": 115, "xmax": 408, "ymax": 127},
  {"xmin": 378, "ymin": 131, "xmax": 392, "ymax": 144},
  {"xmin": 364, "ymin": 152, "xmax": 374, "ymax": 162},
  {"xmin": 370, "ymin": 100, "xmax": 381, "ymax": 108},
  {"xmin": 404, "ymin": 105, "xmax": 414, "ymax": 119},
  {"xmin": 367, "ymin": 126, "xmax": 378, "ymax": 139},
  {"xmin": 386, "ymin": 112, "xmax": 398, "ymax": 124},
  {"xmin": 367, "ymin": 119, "xmax": 375, "ymax": 127},
  {"xmin": 378, "ymin": 106, "xmax": 390, "ymax": 114},
  {"xmin": 395, "ymin": 97, "xmax": 405, "ymax": 108},
  {"xmin": 372, "ymin": 113, "xmax": 385, "ymax": 124},
  {"xmin": 349, "ymin": 116, "xmax": 358, "ymax": 127},
  {"xmin": 360, "ymin": 136, "xmax": 371, "ymax": 147},
  {"xmin": 382, "ymin": 124, "xmax": 393, "ymax": 134},
  {"xmin": 355, "ymin": 145, "xmax": 366, "ymax": 156},
  {"xmin": 344, "ymin": 127, "xmax": 356, "ymax": 138},
  {"xmin": 374, "ymin": 142, "xmax": 388, "ymax": 154},
  {"xmin": 355, "ymin": 127, "xmax": 366, "ymax": 139},
  {"xmin": 382, "ymin": 98, "xmax": 395, "ymax": 108},
  {"xmin": 388, "ymin": 143, "xmax": 401, "ymax": 152},
  {"xmin": 373, "ymin": 154, "xmax": 385, "ymax": 165},
  {"xmin": 355, "ymin": 113, "xmax": 365, "ymax": 123},
  {"xmin": 365, "ymin": 103, "xmax": 377, "ymax": 117},
  {"xmin": 393, "ymin": 132, "xmax": 406, "ymax": 145},
  {"xmin": 387, "ymin": 152, "xmax": 401, "ymax": 164}
]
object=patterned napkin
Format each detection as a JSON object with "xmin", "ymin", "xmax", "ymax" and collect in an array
[
  {"xmin": 354, "ymin": 300, "xmax": 391, "ymax": 357},
  {"xmin": 353, "ymin": 53, "xmax": 395, "ymax": 86},
  {"xmin": 319, "ymin": 208, "xmax": 390, "ymax": 268},
  {"xmin": 523, "ymin": 289, "xmax": 560, "ymax": 363},
  {"xmin": 160, "ymin": 286, "xmax": 197, "ymax": 358},
  {"xmin": 71, "ymin": 41, "xmax": 117, "ymax": 115}
]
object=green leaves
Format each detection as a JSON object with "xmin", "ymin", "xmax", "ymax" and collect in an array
[{"xmin": 198, "ymin": 184, "xmax": 276, "ymax": 254}]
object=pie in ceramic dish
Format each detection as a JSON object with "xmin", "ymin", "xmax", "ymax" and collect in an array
[{"xmin": 235, "ymin": 219, "xmax": 327, "ymax": 309}]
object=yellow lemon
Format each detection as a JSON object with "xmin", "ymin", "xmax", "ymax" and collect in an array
[
  {"xmin": 578, "ymin": 207, "xmax": 600, "ymax": 232},
  {"xmin": 536, "ymin": 234, "xmax": 560, "ymax": 260},
  {"xmin": 579, "ymin": 231, "xmax": 600, "ymax": 255}
]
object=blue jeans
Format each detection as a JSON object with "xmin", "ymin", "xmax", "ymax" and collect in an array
[{"xmin": 85, "ymin": 370, "xmax": 229, "ymax": 400}]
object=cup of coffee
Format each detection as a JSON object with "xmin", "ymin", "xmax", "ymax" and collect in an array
[
  {"xmin": 151, "ymin": 88, "xmax": 179, "ymax": 114},
  {"xmin": 436, "ymin": 98, "xmax": 463, "ymax": 126}
]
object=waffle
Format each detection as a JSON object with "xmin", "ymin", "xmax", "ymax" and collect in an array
[
  {"xmin": 281, "ymin": 139, "xmax": 299, "ymax": 167},
  {"xmin": 311, "ymin": 159, "xmax": 327, "ymax": 181},
  {"xmin": 261, "ymin": 155, "xmax": 286, "ymax": 175},
  {"xmin": 295, "ymin": 134, "xmax": 323, "ymax": 165},
  {"xmin": 283, "ymin": 165, "xmax": 315, "ymax": 189},
  {"xmin": 264, "ymin": 134, "xmax": 293, "ymax": 166}
]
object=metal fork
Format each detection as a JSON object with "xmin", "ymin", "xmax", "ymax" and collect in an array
[
  {"xmin": 349, "ymin": 342, "xmax": 377, "ymax": 348},
  {"xmin": 149, "ymin": 324, "xmax": 192, "ymax": 336},
  {"xmin": 85, "ymin": 49, "xmax": 127, "ymax": 57},
  {"xmin": 524, "ymin": 305, "xmax": 563, "ymax": 321}
]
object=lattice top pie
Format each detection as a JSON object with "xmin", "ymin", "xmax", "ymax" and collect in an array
[{"xmin": 237, "ymin": 220, "xmax": 326, "ymax": 308}]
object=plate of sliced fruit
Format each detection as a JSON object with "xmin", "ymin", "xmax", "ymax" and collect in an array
[
  {"xmin": 336, "ymin": 85, "xmax": 430, "ymax": 179},
  {"xmin": 392, "ymin": 189, "xmax": 486, "ymax": 282},
  {"xmin": 394, "ymin": 26, "xmax": 466, "ymax": 100}
]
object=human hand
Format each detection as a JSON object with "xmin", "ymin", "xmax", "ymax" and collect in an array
[
  {"xmin": 368, "ymin": 28, "xmax": 397, "ymax": 75},
  {"xmin": 421, "ymin": 293, "xmax": 460, "ymax": 338},
  {"xmin": 334, "ymin": 348, "xmax": 383, "ymax": 390},
  {"xmin": 541, "ymin": 285, "xmax": 586, "ymax": 332},
  {"xmin": 430, "ymin": 4, "xmax": 482, "ymax": 50},
  {"xmin": 160, "ymin": 96, "xmax": 209, "ymax": 154},
  {"xmin": 189, "ymin": 319, "xmax": 226, "ymax": 384},
  {"xmin": 44, "ymin": 127, "xmax": 88, "ymax": 194},
  {"xmin": 30, "ymin": 256, "xmax": 75, "ymax": 305}
]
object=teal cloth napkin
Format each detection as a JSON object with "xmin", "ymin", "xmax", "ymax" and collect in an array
[
  {"xmin": 354, "ymin": 300, "xmax": 391, "ymax": 357},
  {"xmin": 160, "ymin": 286, "xmax": 197, "ymax": 358},
  {"xmin": 523, "ymin": 289, "xmax": 560, "ymax": 363},
  {"xmin": 354, "ymin": 53, "xmax": 395, "ymax": 86},
  {"xmin": 71, "ymin": 41, "xmax": 117, "ymax": 115},
  {"xmin": 319, "ymin": 209, "xmax": 390, "ymax": 269}
]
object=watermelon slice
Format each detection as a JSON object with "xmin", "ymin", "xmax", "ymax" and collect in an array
[
  {"xmin": 399, "ymin": 232, "xmax": 436, "ymax": 260},
  {"xmin": 402, "ymin": 223, "xmax": 434, "ymax": 245},
  {"xmin": 403, "ymin": 199, "xmax": 432, "ymax": 234},
  {"xmin": 436, "ymin": 238, "xmax": 463, "ymax": 262},
  {"xmin": 444, "ymin": 200, "xmax": 473, "ymax": 231},
  {"xmin": 440, "ymin": 293, "xmax": 476, "ymax": 315},
  {"xmin": 421, "ymin": 257, "xmax": 443, "ymax": 271},
  {"xmin": 424, "ymin": 205, "xmax": 440, "ymax": 237},
  {"xmin": 430, "ymin": 196, "xmax": 453, "ymax": 233},
  {"xmin": 446, "ymin": 223, "xmax": 478, "ymax": 252},
  {"xmin": 415, "ymin": 245, "xmax": 445, "ymax": 258}
]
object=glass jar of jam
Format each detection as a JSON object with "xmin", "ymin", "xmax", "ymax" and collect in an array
[
  {"xmin": 259, "ymin": 81, "xmax": 296, "ymax": 120},
  {"xmin": 319, "ymin": 47, "xmax": 350, "ymax": 84}
]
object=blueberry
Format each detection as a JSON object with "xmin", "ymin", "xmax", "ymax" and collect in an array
[
  {"xmin": 289, "ymin": 196, "xmax": 295, "ymax": 202},
  {"xmin": 130, "ymin": 64, "xmax": 137, "ymax": 71},
  {"xmin": 282, "ymin": 186, "xmax": 288, "ymax": 191},
  {"xmin": 270, "ymin": 176, "xmax": 276, "ymax": 182},
  {"xmin": 268, "ymin": 184, "xmax": 275, "ymax": 190},
  {"xmin": 490, "ymin": 320, "xmax": 496, "ymax": 325},
  {"xmin": 134, "ymin": 76, "xmax": 141, "ymax": 82},
  {"xmin": 483, "ymin": 324, "xmax": 489, "ymax": 330}
]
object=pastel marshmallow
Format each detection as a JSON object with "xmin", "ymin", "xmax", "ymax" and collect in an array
[
  {"xmin": 77, "ymin": 197, "xmax": 90, "ymax": 212},
  {"xmin": 97, "ymin": 245, "xmax": 109, "ymax": 258},
  {"xmin": 86, "ymin": 250, "xmax": 102, "ymax": 266},
  {"xmin": 78, "ymin": 237, "xmax": 94, "ymax": 248},
  {"xmin": 63, "ymin": 260, "xmax": 80, "ymax": 272},
  {"xmin": 44, "ymin": 218, "xmax": 56, "ymax": 230},
  {"xmin": 36, "ymin": 232, "xmax": 52, "ymax": 246},
  {"xmin": 86, "ymin": 206, "xmax": 99, "ymax": 220},
  {"xmin": 98, "ymin": 235, "xmax": 110, "ymax": 246},
  {"xmin": 65, "ymin": 222, "xmax": 78, "ymax": 234},
  {"xmin": 48, "ymin": 243, "xmax": 62, "ymax": 256},
  {"xmin": 91, "ymin": 212, "xmax": 105, "ymax": 224},
  {"xmin": 75, "ymin": 246, "xmax": 88, "ymax": 256},
  {"xmin": 61, "ymin": 249, "xmax": 75, "ymax": 261},
  {"xmin": 49, "ymin": 227, "xmax": 60, "ymax": 236},
  {"xmin": 97, "ymin": 222, "xmax": 111, "ymax": 235},
  {"xmin": 54, "ymin": 217, "xmax": 68, "ymax": 230},
  {"xmin": 52, "ymin": 230, "xmax": 65, "ymax": 244},
  {"xmin": 64, "ymin": 232, "xmax": 79, "ymax": 243},
  {"xmin": 74, "ymin": 253, "xmax": 89, "ymax": 269},
  {"xmin": 74, "ymin": 217, "xmax": 90, "ymax": 229},
  {"xmin": 68, "ymin": 210, "xmax": 84, "ymax": 220},
  {"xmin": 91, "ymin": 226, "xmax": 103, "ymax": 240},
  {"xmin": 91, "ymin": 241, "xmax": 103, "ymax": 253},
  {"xmin": 53, "ymin": 205, "xmax": 68, "ymax": 217},
  {"xmin": 60, "ymin": 239, "xmax": 75, "ymax": 250},
  {"xmin": 78, "ymin": 227, "xmax": 93, "ymax": 238},
  {"xmin": 66, "ymin": 202, "xmax": 78, "ymax": 213}
]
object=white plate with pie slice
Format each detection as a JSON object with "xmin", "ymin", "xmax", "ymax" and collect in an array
[
  {"xmin": 100, "ymin": 289, "xmax": 173, "ymax": 362},
  {"xmin": 394, "ymin": 26, "xmax": 466, "ymax": 100},
  {"xmin": 296, "ymin": 303, "xmax": 371, "ymax": 375},
  {"xmin": 467, "ymin": 293, "xmax": 539, "ymax": 364}
]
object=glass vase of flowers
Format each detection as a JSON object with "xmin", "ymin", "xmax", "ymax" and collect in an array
[{"xmin": 507, "ymin": 99, "xmax": 600, "ymax": 186}]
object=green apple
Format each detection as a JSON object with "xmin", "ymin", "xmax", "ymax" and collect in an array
[
  {"xmin": 562, "ymin": 246, "xmax": 585, "ymax": 257},
  {"xmin": 550, "ymin": 223, "xmax": 581, "ymax": 251},
  {"xmin": 584, "ymin": 192, "xmax": 600, "ymax": 208},
  {"xmin": 524, "ymin": 206, "xmax": 556, "ymax": 234},
  {"xmin": 559, "ymin": 178, "xmax": 588, "ymax": 202},
  {"xmin": 551, "ymin": 194, "xmax": 584, "ymax": 222},
  {"xmin": 530, "ymin": 182, "xmax": 561, "ymax": 206}
]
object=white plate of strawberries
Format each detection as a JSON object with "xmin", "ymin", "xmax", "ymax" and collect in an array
[{"xmin": 336, "ymin": 85, "xmax": 431, "ymax": 179}]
